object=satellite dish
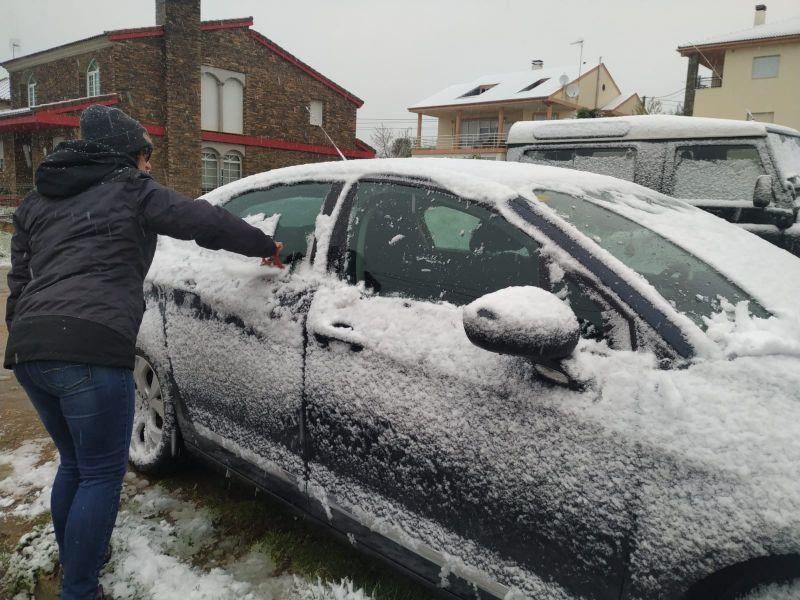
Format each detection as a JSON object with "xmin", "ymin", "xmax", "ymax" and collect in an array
[
  {"xmin": 565, "ymin": 83, "xmax": 580, "ymax": 99},
  {"xmin": 558, "ymin": 73, "xmax": 569, "ymax": 86}
]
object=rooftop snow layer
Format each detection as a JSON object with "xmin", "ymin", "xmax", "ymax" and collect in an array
[
  {"xmin": 409, "ymin": 65, "xmax": 580, "ymax": 109},
  {"xmin": 680, "ymin": 15, "xmax": 800, "ymax": 48}
]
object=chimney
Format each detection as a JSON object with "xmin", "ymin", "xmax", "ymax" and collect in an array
[
  {"xmin": 532, "ymin": 59, "xmax": 544, "ymax": 70},
  {"xmin": 754, "ymin": 4, "xmax": 767, "ymax": 26},
  {"xmin": 161, "ymin": 0, "xmax": 202, "ymax": 197},
  {"xmin": 155, "ymin": 0, "xmax": 166, "ymax": 25}
]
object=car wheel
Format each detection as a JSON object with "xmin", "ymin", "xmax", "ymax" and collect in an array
[{"xmin": 129, "ymin": 351, "xmax": 182, "ymax": 474}]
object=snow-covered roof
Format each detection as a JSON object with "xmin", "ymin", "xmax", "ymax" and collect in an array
[
  {"xmin": 601, "ymin": 92, "xmax": 638, "ymax": 112},
  {"xmin": 679, "ymin": 15, "xmax": 800, "ymax": 49},
  {"xmin": 409, "ymin": 65, "xmax": 580, "ymax": 110},
  {"xmin": 201, "ymin": 157, "xmax": 800, "ymax": 319},
  {"xmin": 506, "ymin": 115, "xmax": 800, "ymax": 145}
]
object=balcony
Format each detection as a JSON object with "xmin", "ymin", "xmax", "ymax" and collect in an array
[
  {"xmin": 411, "ymin": 133, "xmax": 507, "ymax": 152},
  {"xmin": 695, "ymin": 75, "xmax": 722, "ymax": 89}
]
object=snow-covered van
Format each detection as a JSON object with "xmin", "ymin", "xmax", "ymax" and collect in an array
[{"xmin": 506, "ymin": 115, "xmax": 800, "ymax": 257}]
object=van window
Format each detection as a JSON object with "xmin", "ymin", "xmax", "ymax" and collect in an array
[
  {"xmin": 672, "ymin": 145, "xmax": 765, "ymax": 201},
  {"xmin": 523, "ymin": 147, "xmax": 637, "ymax": 181}
]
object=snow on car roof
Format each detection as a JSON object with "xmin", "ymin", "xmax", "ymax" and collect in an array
[
  {"xmin": 202, "ymin": 157, "xmax": 800, "ymax": 321},
  {"xmin": 506, "ymin": 115, "xmax": 800, "ymax": 144}
]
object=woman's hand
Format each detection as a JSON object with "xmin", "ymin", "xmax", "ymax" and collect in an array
[{"xmin": 261, "ymin": 242, "xmax": 285, "ymax": 269}]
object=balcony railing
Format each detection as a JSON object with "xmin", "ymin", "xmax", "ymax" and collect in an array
[
  {"xmin": 412, "ymin": 133, "xmax": 507, "ymax": 151},
  {"xmin": 695, "ymin": 75, "xmax": 722, "ymax": 89}
]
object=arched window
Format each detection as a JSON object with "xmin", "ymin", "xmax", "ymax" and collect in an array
[
  {"xmin": 87, "ymin": 60, "xmax": 100, "ymax": 97},
  {"xmin": 27, "ymin": 74, "xmax": 37, "ymax": 107},
  {"xmin": 221, "ymin": 78, "xmax": 244, "ymax": 134},
  {"xmin": 201, "ymin": 72, "xmax": 221, "ymax": 131},
  {"xmin": 221, "ymin": 152, "xmax": 242, "ymax": 185},
  {"xmin": 201, "ymin": 149, "xmax": 220, "ymax": 193}
]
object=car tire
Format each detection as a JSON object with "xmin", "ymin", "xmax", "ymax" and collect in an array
[{"xmin": 129, "ymin": 350, "xmax": 183, "ymax": 475}]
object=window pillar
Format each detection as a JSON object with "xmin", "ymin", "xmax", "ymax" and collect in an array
[
  {"xmin": 416, "ymin": 113, "xmax": 422, "ymax": 147},
  {"xmin": 454, "ymin": 111, "xmax": 462, "ymax": 149},
  {"xmin": 497, "ymin": 107, "xmax": 505, "ymax": 147}
]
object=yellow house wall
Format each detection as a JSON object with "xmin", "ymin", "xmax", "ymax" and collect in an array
[
  {"xmin": 693, "ymin": 41, "xmax": 800, "ymax": 129},
  {"xmin": 549, "ymin": 65, "xmax": 621, "ymax": 109},
  {"xmin": 614, "ymin": 95, "xmax": 642, "ymax": 116}
]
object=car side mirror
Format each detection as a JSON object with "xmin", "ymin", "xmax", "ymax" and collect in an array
[
  {"xmin": 753, "ymin": 174, "xmax": 775, "ymax": 208},
  {"xmin": 463, "ymin": 286, "xmax": 580, "ymax": 361}
]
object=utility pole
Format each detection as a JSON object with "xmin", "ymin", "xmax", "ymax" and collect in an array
[
  {"xmin": 594, "ymin": 55, "xmax": 602, "ymax": 108},
  {"xmin": 570, "ymin": 38, "xmax": 584, "ymax": 79}
]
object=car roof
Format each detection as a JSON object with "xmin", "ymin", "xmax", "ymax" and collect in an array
[
  {"xmin": 202, "ymin": 157, "xmax": 665, "ymax": 211},
  {"xmin": 506, "ymin": 115, "xmax": 800, "ymax": 144}
]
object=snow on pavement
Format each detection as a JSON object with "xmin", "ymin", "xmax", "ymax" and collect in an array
[{"xmin": 1, "ymin": 441, "xmax": 373, "ymax": 600}]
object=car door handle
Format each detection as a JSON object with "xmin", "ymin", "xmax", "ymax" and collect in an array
[{"xmin": 311, "ymin": 321, "xmax": 364, "ymax": 352}]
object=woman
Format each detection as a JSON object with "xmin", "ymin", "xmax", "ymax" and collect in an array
[{"xmin": 4, "ymin": 104, "xmax": 283, "ymax": 599}]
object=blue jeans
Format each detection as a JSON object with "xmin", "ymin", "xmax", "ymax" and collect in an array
[{"xmin": 14, "ymin": 360, "xmax": 134, "ymax": 600}]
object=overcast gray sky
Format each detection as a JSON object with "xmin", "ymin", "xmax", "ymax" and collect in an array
[{"xmin": 2, "ymin": 0, "xmax": 798, "ymax": 142}]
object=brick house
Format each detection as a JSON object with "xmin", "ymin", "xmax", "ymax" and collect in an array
[{"xmin": 0, "ymin": 0, "xmax": 374, "ymax": 201}]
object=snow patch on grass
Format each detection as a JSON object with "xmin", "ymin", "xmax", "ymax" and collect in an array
[
  {"xmin": 1, "ymin": 523, "xmax": 59, "ymax": 598},
  {"xmin": 3, "ymin": 468, "xmax": 374, "ymax": 600},
  {"xmin": 0, "ymin": 439, "xmax": 57, "ymax": 518}
]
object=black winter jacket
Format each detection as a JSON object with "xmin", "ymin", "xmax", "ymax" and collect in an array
[{"xmin": 5, "ymin": 140, "xmax": 277, "ymax": 370}]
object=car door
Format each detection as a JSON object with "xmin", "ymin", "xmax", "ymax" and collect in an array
[
  {"xmin": 304, "ymin": 179, "xmax": 644, "ymax": 599},
  {"xmin": 163, "ymin": 181, "xmax": 340, "ymax": 482}
]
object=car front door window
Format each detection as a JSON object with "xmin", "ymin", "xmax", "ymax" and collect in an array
[
  {"xmin": 345, "ymin": 181, "xmax": 542, "ymax": 305},
  {"xmin": 223, "ymin": 182, "xmax": 333, "ymax": 263}
]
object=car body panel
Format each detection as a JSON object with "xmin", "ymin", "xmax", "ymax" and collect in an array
[{"xmin": 139, "ymin": 158, "xmax": 800, "ymax": 599}]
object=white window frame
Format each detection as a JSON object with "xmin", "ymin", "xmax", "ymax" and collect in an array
[
  {"xmin": 752, "ymin": 55, "xmax": 780, "ymax": 79},
  {"xmin": 86, "ymin": 60, "xmax": 100, "ymax": 97},
  {"xmin": 221, "ymin": 151, "xmax": 242, "ymax": 185},
  {"xmin": 750, "ymin": 112, "xmax": 775, "ymax": 123},
  {"xmin": 27, "ymin": 74, "xmax": 37, "ymax": 107},
  {"xmin": 309, "ymin": 100, "xmax": 323, "ymax": 126},
  {"xmin": 201, "ymin": 149, "xmax": 220, "ymax": 193}
]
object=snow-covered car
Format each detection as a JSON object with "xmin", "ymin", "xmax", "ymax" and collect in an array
[
  {"xmin": 132, "ymin": 158, "xmax": 800, "ymax": 600},
  {"xmin": 506, "ymin": 115, "xmax": 800, "ymax": 257}
]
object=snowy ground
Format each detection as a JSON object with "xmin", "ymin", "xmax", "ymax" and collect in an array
[
  {"xmin": 0, "ymin": 440, "xmax": 379, "ymax": 599},
  {"xmin": 0, "ymin": 231, "xmax": 11, "ymax": 267}
]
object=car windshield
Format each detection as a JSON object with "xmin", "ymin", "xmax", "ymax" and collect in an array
[
  {"xmin": 767, "ymin": 132, "xmax": 800, "ymax": 182},
  {"xmin": 533, "ymin": 188, "xmax": 769, "ymax": 328}
]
